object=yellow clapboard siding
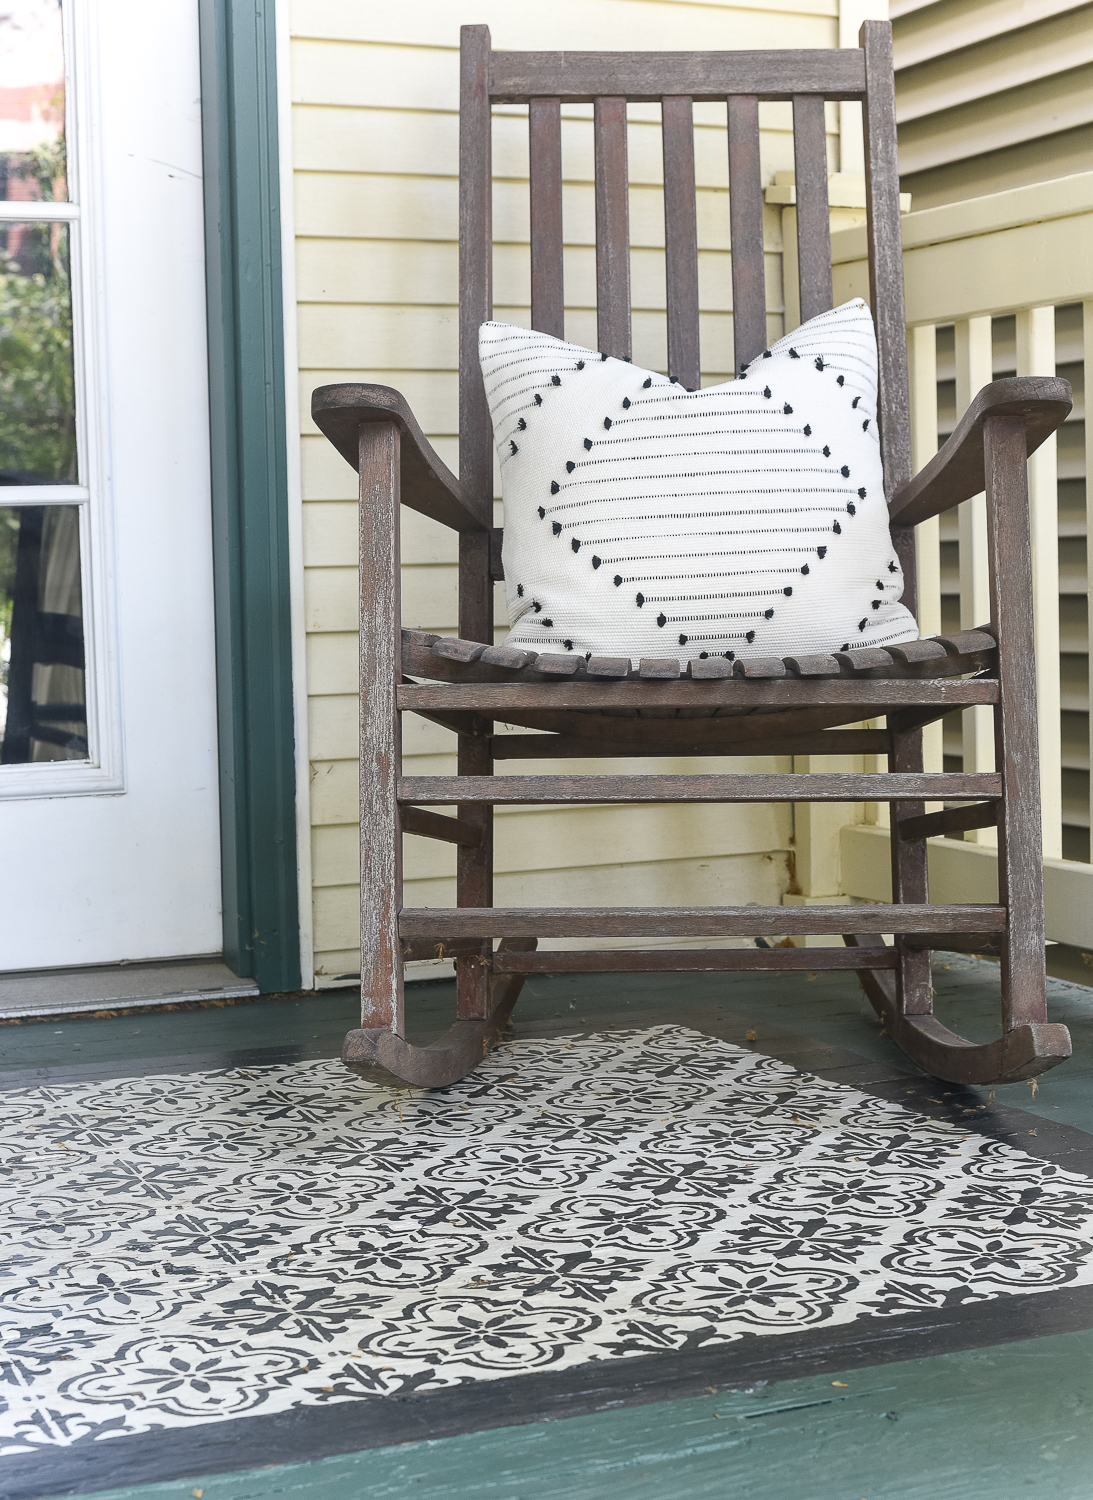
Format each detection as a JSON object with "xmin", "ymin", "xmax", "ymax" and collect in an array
[
  {"xmin": 289, "ymin": 0, "xmax": 843, "ymax": 983},
  {"xmin": 310, "ymin": 758, "xmax": 791, "ymax": 852},
  {"xmin": 893, "ymin": 0, "xmax": 1090, "ymax": 71},
  {"xmin": 291, "ymin": 0, "xmax": 838, "ymax": 51},
  {"xmin": 297, "ymin": 239, "xmax": 742, "ymax": 315},
  {"xmin": 298, "ymin": 303, "xmax": 749, "ymax": 376},
  {"xmin": 295, "ymin": 172, "xmax": 784, "ymax": 253},
  {"xmin": 895, "ymin": 6, "xmax": 1093, "ymax": 125},
  {"xmin": 291, "ymin": 101, "xmax": 812, "ymax": 188},
  {"xmin": 311, "ymin": 847, "xmax": 794, "ymax": 979}
]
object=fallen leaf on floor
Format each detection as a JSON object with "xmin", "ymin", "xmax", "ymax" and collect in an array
[
  {"xmin": 832, "ymin": 1381, "xmax": 849, "ymax": 1387},
  {"xmin": 745, "ymin": 1030, "xmax": 757, "ymax": 1041}
]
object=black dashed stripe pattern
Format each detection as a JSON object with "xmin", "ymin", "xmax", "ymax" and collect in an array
[{"xmin": 480, "ymin": 301, "xmax": 917, "ymax": 664}]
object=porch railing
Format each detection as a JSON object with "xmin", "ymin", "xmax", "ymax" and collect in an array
[{"xmin": 830, "ymin": 171, "xmax": 1093, "ymax": 949}]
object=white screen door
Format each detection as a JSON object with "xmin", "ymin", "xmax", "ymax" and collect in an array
[{"xmin": 0, "ymin": 0, "xmax": 223, "ymax": 968}]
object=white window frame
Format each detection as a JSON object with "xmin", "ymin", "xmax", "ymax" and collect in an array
[{"xmin": 0, "ymin": 1, "xmax": 122, "ymax": 799}]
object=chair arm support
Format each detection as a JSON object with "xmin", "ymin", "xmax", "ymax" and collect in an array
[
  {"xmin": 311, "ymin": 382, "xmax": 490, "ymax": 532},
  {"xmin": 888, "ymin": 376, "xmax": 1072, "ymax": 527}
]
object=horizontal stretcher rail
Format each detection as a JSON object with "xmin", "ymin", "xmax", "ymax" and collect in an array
[
  {"xmin": 398, "ymin": 772, "xmax": 1003, "ymax": 805},
  {"xmin": 492, "ymin": 947, "xmax": 899, "ymax": 973},
  {"xmin": 399, "ymin": 905, "xmax": 1007, "ymax": 938},
  {"xmin": 396, "ymin": 680, "xmax": 999, "ymax": 713}
]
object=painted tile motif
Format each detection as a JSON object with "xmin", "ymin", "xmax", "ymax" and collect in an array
[{"xmin": 2, "ymin": 1026, "xmax": 1093, "ymax": 1451}]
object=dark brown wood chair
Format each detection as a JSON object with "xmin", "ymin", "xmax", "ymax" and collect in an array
[{"xmin": 313, "ymin": 22, "xmax": 1073, "ymax": 1090}]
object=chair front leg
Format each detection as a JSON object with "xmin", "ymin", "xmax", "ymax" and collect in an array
[
  {"xmin": 358, "ymin": 420, "xmax": 405, "ymax": 1035},
  {"xmin": 984, "ymin": 414, "xmax": 1049, "ymax": 1031}
]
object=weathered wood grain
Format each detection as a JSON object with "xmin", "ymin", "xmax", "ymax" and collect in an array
[
  {"xmin": 397, "ymin": 679, "xmax": 1000, "ymax": 712},
  {"xmin": 594, "ymin": 96, "xmax": 632, "ymax": 360},
  {"xmin": 489, "ymin": 50, "xmax": 868, "ymax": 102},
  {"xmin": 311, "ymin": 384, "xmax": 484, "ymax": 531},
  {"xmin": 359, "ymin": 422, "xmax": 403, "ymax": 1032},
  {"xmin": 791, "ymin": 94, "xmax": 833, "ymax": 324},
  {"xmin": 888, "ymin": 376, "xmax": 1072, "ymax": 527},
  {"xmin": 898, "ymin": 802, "xmax": 998, "ymax": 842},
  {"xmin": 398, "ymin": 772, "xmax": 1002, "ymax": 805},
  {"xmin": 401, "ymin": 805, "xmax": 483, "ymax": 847},
  {"xmin": 400, "ymin": 904, "xmax": 1007, "ymax": 937},
  {"xmin": 529, "ymin": 98, "xmax": 564, "ymax": 338},
  {"xmin": 459, "ymin": 24, "xmax": 494, "ymax": 528},
  {"xmin": 986, "ymin": 415, "xmax": 1048, "ymax": 1029},
  {"xmin": 727, "ymin": 94, "xmax": 766, "ymax": 373},
  {"xmin": 661, "ymin": 96, "xmax": 700, "ymax": 390}
]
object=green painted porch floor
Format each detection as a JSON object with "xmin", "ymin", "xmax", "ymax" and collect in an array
[{"xmin": 5, "ymin": 955, "xmax": 1093, "ymax": 1500}]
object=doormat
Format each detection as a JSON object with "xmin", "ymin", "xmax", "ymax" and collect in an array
[{"xmin": 3, "ymin": 1026, "xmax": 1093, "ymax": 1452}]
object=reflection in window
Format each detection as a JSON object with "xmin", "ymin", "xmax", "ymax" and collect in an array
[
  {"xmin": 0, "ymin": 220, "xmax": 76, "ymax": 483},
  {"xmin": 0, "ymin": 1, "xmax": 67, "ymax": 203},
  {"xmin": 0, "ymin": 504, "xmax": 86, "ymax": 763}
]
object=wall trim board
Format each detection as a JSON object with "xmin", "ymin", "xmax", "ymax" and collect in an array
[{"xmin": 199, "ymin": 0, "xmax": 302, "ymax": 992}]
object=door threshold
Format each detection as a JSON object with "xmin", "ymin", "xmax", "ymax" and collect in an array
[{"xmin": 0, "ymin": 955, "xmax": 259, "ymax": 1021}]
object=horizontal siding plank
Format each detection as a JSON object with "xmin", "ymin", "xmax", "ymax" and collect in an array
[
  {"xmin": 298, "ymin": 303, "xmax": 747, "ymax": 373},
  {"xmin": 312, "ymin": 847, "xmax": 793, "ymax": 968},
  {"xmin": 895, "ymin": 6, "xmax": 1093, "ymax": 125},
  {"xmin": 295, "ymin": 173, "xmax": 784, "ymax": 253},
  {"xmin": 296, "ymin": 239, "xmax": 740, "ymax": 314},
  {"xmin": 291, "ymin": 102, "xmax": 812, "ymax": 188},
  {"xmin": 896, "ymin": 61, "xmax": 1093, "ymax": 177},
  {"xmin": 291, "ymin": 1, "xmax": 838, "ymax": 52},
  {"xmin": 304, "ymin": 562, "xmax": 458, "ymax": 633}
]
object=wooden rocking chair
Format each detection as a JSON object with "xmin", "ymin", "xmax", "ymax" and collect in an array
[{"xmin": 313, "ymin": 21, "xmax": 1073, "ymax": 1090}]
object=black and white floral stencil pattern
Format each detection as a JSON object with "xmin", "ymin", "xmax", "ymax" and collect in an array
[{"xmin": 3, "ymin": 1026, "xmax": 1093, "ymax": 1452}]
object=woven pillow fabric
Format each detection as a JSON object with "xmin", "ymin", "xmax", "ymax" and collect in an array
[{"xmin": 480, "ymin": 299, "xmax": 918, "ymax": 665}]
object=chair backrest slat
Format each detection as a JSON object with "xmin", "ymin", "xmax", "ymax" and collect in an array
[
  {"xmin": 791, "ymin": 94, "xmax": 833, "ymax": 324},
  {"xmin": 458, "ymin": 24, "xmax": 494, "ymax": 529},
  {"xmin": 462, "ymin": 27, "xmax": 913, "ymax": 602},
  {"xmin": 861, "ymin": 21, "xmax": 910, "ymax": 503},
  {"xmin": 727, "ymin": 95, "xmax": 767, "ymax": 372},
  {"xmin": 529, "ymin": 98, "xmax": 564, "ymax": 339},
  {"xmin": 594, "ymin": 96, "xmax": 632, "ymax": 360},
  {"xmin": 661, "ymin": 95, "xmax": 700, "ymax": 390}
]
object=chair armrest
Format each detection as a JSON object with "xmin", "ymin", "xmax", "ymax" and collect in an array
[
  {"xmin": 889, "ymin": 376, "xmax": 1072, "ymax": 527},
  {"xmin": 311, "ymin": 383, "xmax": 489, "ymax": 532}
]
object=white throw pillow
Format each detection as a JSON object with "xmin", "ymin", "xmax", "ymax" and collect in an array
[{"xmin": 480, "ymin": 299, "xmax": 918, "ymax": 664}]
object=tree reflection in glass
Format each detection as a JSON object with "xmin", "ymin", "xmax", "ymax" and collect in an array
[
  {"xmin": 0, "ymin": 1, "xmax": 67, "ymax": 203},
  {"xmin": 0, "ymin": 220, "xmax": 76, "ymax": 484}
]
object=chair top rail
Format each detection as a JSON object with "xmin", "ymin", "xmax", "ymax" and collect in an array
[{"xmin": 488, "ymin": 49, "xmax": 867, "ymax": 103}]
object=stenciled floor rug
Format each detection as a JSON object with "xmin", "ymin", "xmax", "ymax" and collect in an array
[{"xmin": 4, "ymin": 1025, "xmax": 1093, "ymax": 1453}]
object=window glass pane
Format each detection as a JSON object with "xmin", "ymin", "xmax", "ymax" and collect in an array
[
  {"xmin": 0, "ymin": 1, "xmax": 67, "ymax": 203},
  {"xmin": 0, "ymin": 503, "xmax": 87, "ymax": 764},
  {"xmin": 0, "ymin": 220, "xmax": 76, "ymax": 483}
]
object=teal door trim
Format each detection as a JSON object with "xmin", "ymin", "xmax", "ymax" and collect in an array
[{"xmin": 198, "ymin": 0, "xmax": 301, "ymax": 993}]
